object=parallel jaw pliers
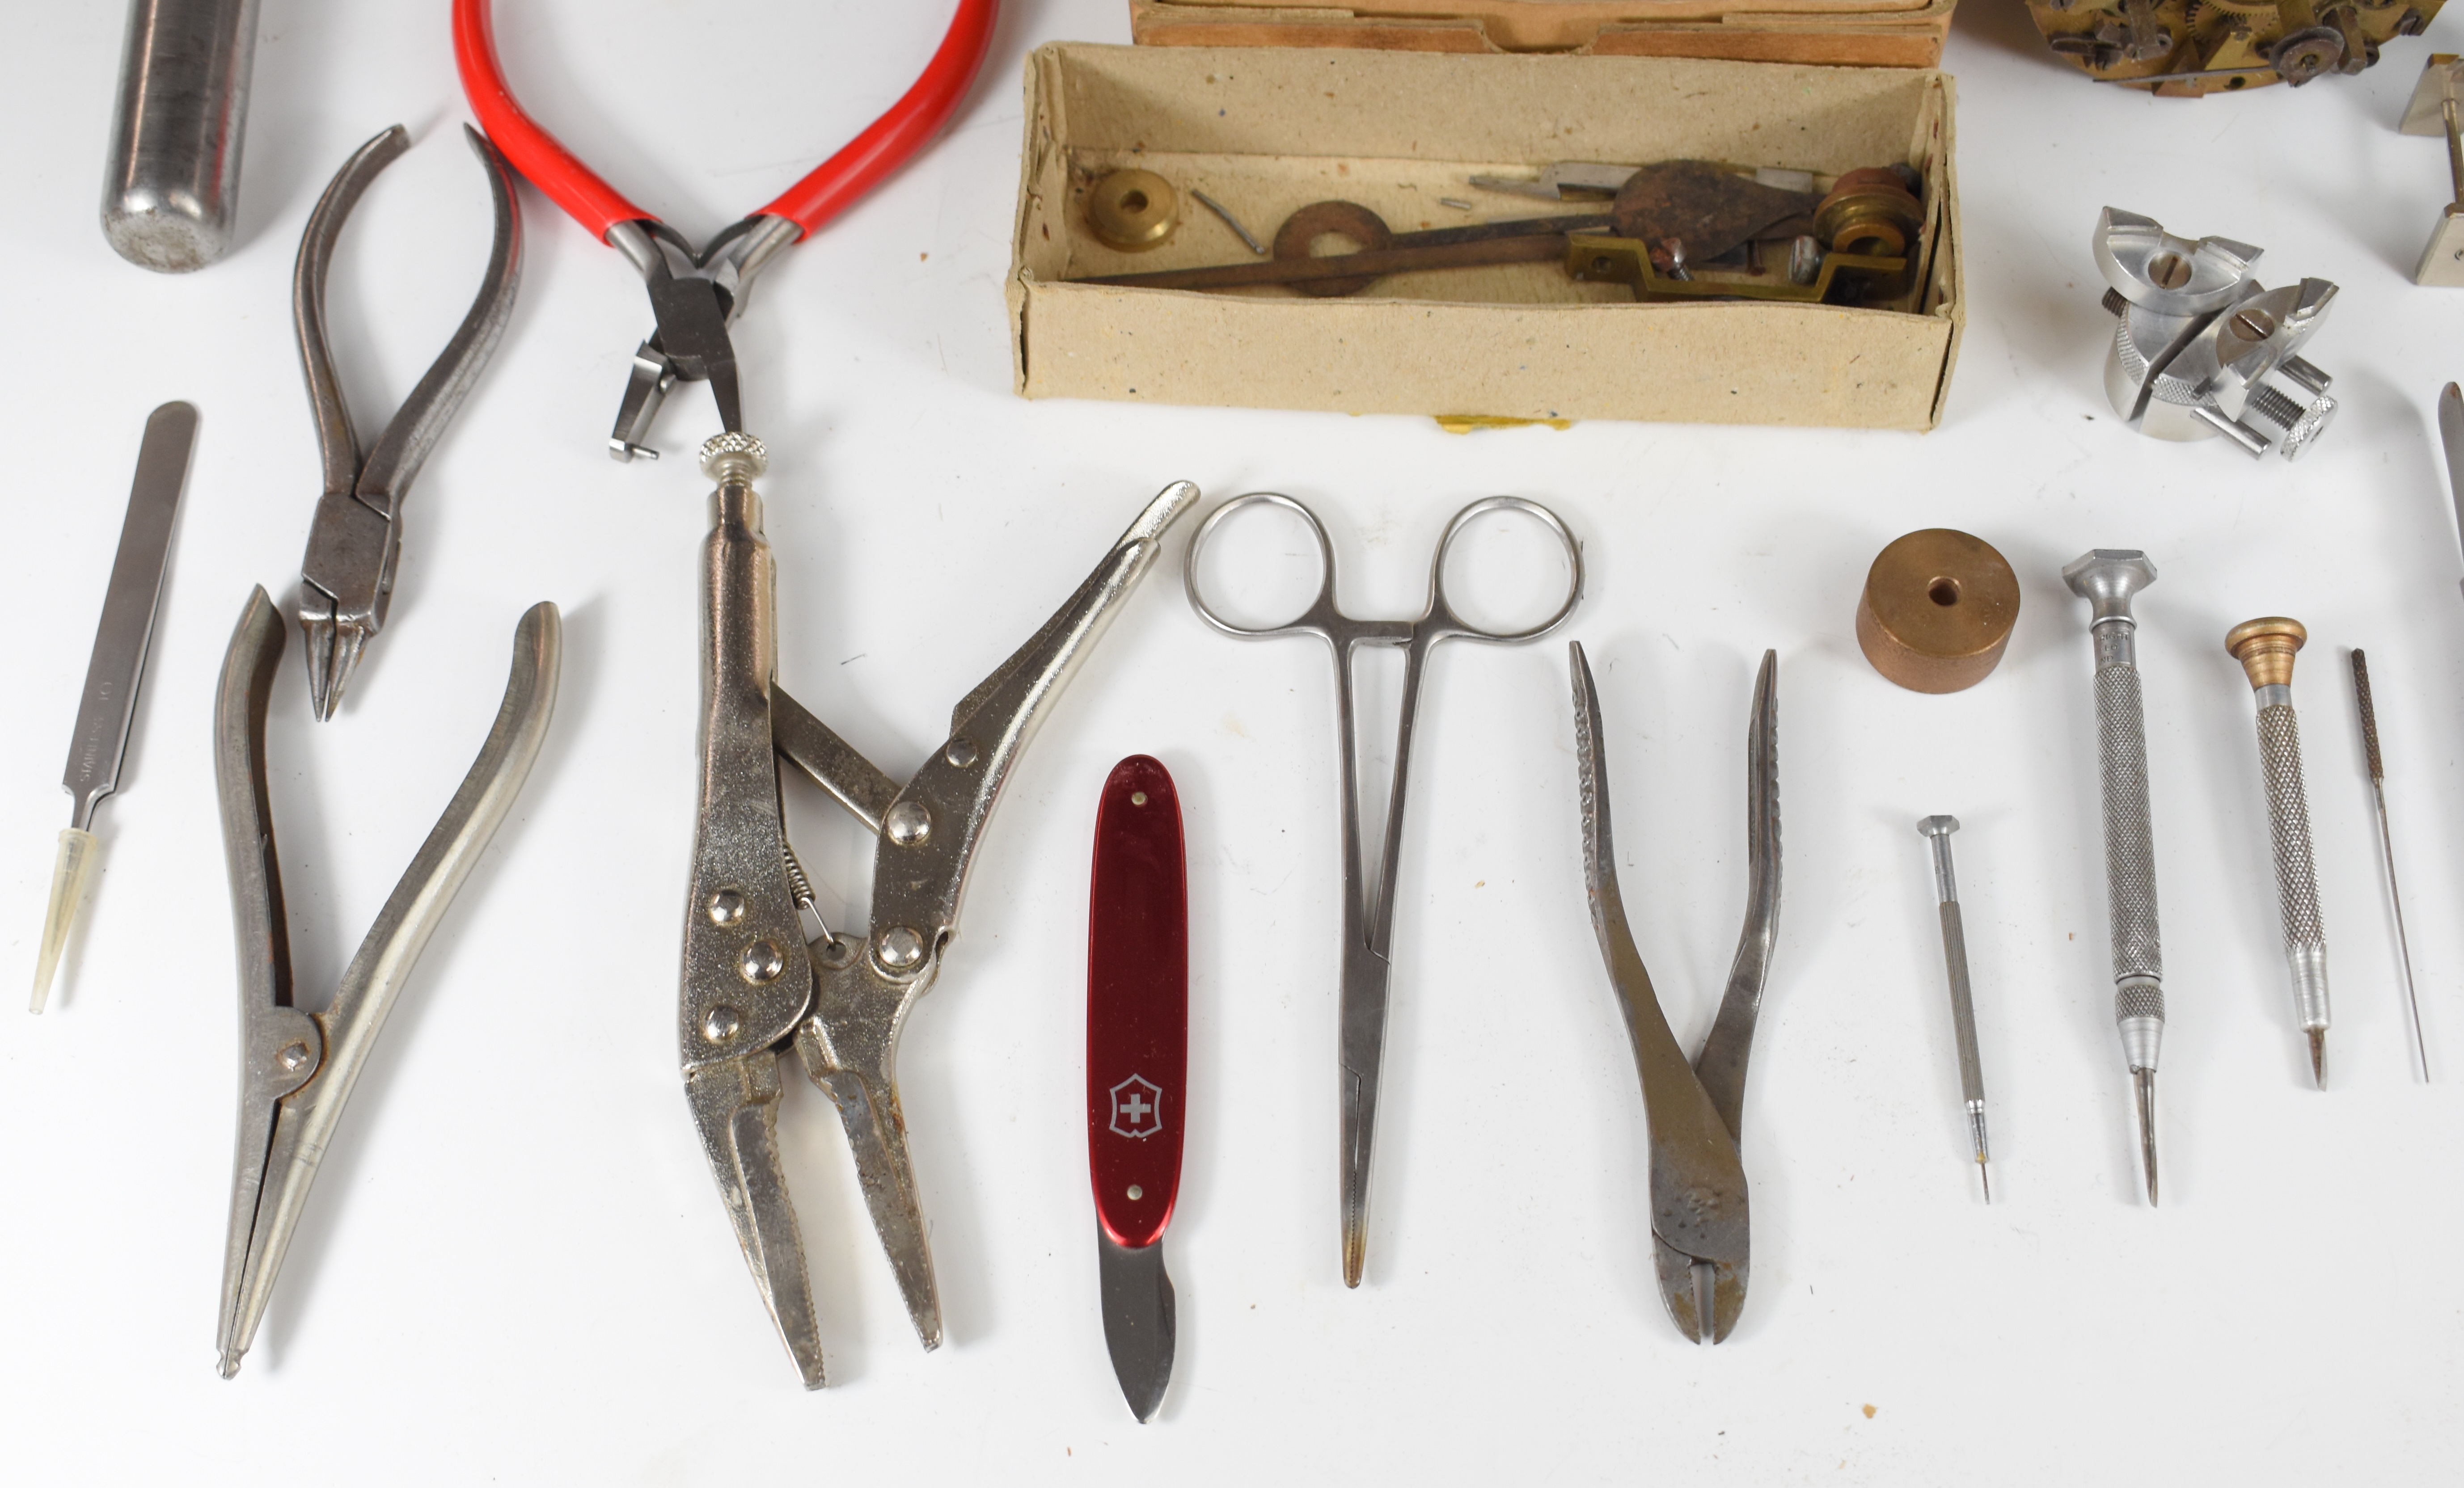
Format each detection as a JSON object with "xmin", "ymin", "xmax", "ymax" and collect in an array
[
  {"xmin": 293, "ymin": 123, "xmax": 522, "ymax": 720},
  {"xmin": 452, "ymin": 0, "xmax": 1000, "ymax": 460},
  {"xmin": 678, "ymin": 433, "xmax": 1195, "ymax": 1387},
  {"xmin": 1570, "ymin": 643, "xmax": 1781, "ymax": 1343},
  {"xmin": 214, "ymin": 588, "xmax": 559, "ymax": 1377}
]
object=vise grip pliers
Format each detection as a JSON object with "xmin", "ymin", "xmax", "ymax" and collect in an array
[
  {"xmin": 453, "ymin": 0, "xmax": 999, "ymax": 460},
  {"xmin": 680, "ymin": 433, "xmax": 1194, "ymax": 1387}
]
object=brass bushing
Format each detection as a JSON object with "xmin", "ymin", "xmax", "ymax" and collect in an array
[
  {"xmin": 2226, "ymin": 616, "xmax": 2306, "ymax": 690},
  {"xmin": 1855, "ymin": 529, "xmax": 2020, "ymax": 694},
  {"xmin": 1086, "ymin": 169, "xmax": 1178, "ymax": 252}
]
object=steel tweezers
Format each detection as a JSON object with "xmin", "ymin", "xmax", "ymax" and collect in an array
[{"xmin": 1570, "ymin": 642, "xmax": 1780, "ymax": 1343}]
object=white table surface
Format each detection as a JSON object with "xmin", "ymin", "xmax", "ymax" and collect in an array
[{"xmin": 6, "ymin": 3, "xmax": 2462, "ymax": 1482}]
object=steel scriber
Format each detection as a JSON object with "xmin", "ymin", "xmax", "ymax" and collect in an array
[
  {"xmin": 1917, "ymin": 816, "xmax": 1992, "ymax": 1201},
  {"xmin": 33, "ymin": 401, "xmax": 196, "ymax": 1013}
]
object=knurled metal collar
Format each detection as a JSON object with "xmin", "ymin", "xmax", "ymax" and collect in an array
[{"xmin": 700, "ymin": 432, "xmax": 768, "ymax": 485}]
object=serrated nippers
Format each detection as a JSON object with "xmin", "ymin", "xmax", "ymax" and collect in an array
[{"xmin": 1569, "ymin": 643, "xmax": 1781, "ymax": 1343}]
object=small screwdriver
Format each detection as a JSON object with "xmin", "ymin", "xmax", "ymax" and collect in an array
[{"xmin": 1918, "ymin": 816, "xmax": 1991, "ymax": 1201}]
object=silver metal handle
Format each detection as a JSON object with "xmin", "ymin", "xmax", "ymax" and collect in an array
[
  {"xmin": 2254, "ymin": 701, "xmax": 2330, "ymax": 1037},
  {"xmin": 2093, "ymin": 647, "xmax": 2163, "ymax": 991}
]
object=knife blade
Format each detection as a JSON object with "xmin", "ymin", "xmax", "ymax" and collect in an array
[
  {"xmin": 33, "ymin": 401, "xmax": 198, "ymax": 1013},
  {"xmin": 1087, "ymin": 754, "xmax": 1187, "ymax": 1423}
]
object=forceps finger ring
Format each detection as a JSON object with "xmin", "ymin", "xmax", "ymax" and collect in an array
[
  {"xmin": 1183, "ymin": 490, "xmax": 1346, "ymax": 638},
  {"xmin": 1424, "ymin": 495, "xmax": 1585, "ymax": 642}
]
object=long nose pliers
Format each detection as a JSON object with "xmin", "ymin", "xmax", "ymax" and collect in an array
[{"xmin": 452, "ymin": 0, "xmax": 1000, "ymax": 461}]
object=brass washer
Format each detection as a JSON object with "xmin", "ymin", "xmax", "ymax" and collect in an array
[
  {"xmin": 1855, "ymin": 529, "xmax": 2020, "ymax": 694},
  {"xmin": 1087, "ymin": 169, "xmax": 1179, "ymax": 253}
]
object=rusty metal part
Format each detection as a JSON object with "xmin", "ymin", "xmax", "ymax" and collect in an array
[
  {"xmin": 2029, "ymin": 0, "xmax": 2441, "ymax": 96},
  {"xmin": 1855, "ymin": 530, "xmax": 2021, "ymax": 694},
  {"xmin": 1814, "ymin": 168, "xmax": 1925, "ymax": 258},
  {"xmin": 1565, "ymin": 234, "xmax": 1906, "ymax": 306},
  {"xmin": 1087, "ymin": 169, "xmax": 1179, "ymax": 253},
  {"xmin": 1077, "ymin": 159, "xmax": 1826, "ymax": 296}
]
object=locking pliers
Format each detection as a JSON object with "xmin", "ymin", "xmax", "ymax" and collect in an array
[{"xmin": 678, "ymin": 432, "xmax": 1195, "ymax": 1387}]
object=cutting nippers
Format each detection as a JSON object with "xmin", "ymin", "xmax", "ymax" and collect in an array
[
  {"xmin": 215, "ymin": 587, "xmax": 559, "ymax": 1377},
  {"xmin": 453, "ymin": 0, "xmax": 998, "ymax": 459},
  {"xmin": 1569, "ymin": 643, "xmax": 1780, "ymax": 1343},
  {"xmin": 292, "ymin": 123, "xmax": 522, "ymax": 721},
  {"xmin": 679, "ymin": 433, "xmax": 1194, "ymax": 1388}
]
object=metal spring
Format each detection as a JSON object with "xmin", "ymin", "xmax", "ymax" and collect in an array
[{"xmin": 782, "ymin": 842, "xmax": 832, "ymax": 944}]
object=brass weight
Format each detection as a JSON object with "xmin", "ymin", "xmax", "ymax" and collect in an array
[
  {"xmin": 1855, "ymin": 529, "xmax": 2020, "ymax": 693},
  {"xmin": 1086, "ymin": 169, "xmax": 1179, "ymax": 252}
]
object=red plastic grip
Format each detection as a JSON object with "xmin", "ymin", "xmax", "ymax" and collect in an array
[
  {"xmin": 453, "ymin": 0, "xmax": 647, "ymax": 240},
  {"xmin": 1087, "ymin": 756, "xmax": 1188, "ymax": 1251},
  {"xmin": 452, "ymin": 0, "xmax": 999, "ymax": 245},
  {"xmin": 758, "ymin": 0, "xmax": 1000, "ymax": 236}
]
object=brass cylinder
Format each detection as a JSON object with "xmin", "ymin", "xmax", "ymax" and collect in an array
[
  {"xmin": 1086, "ymin": 169, "xmax": 1178, "ymax": 252},
  {"xmin": 2226, "ymin": 616, "xmax": 2306, "ymax": 689},
  {"xmin": 1855, "ymin": 529, "xmax": 2020, "ymax": 694}
]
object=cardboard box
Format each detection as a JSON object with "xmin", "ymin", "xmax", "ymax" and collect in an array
[
  {"xmin": 1006, "ymin": 44, "xmax": 1963, "ymax": 430},
  {"xmin": 1129, "ymin": 0, "xmax": 1960, "ymax": 70}
]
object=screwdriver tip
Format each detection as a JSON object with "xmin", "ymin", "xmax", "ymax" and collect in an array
[
  {"xmin": 2309, "ymin": 1029, "xmax": 2329, "ymax": 1090},
  {"xmin": 2134, "ymin": 1067, "xmax": 2159, "ymax": 1208},
  {"xmin": 1978, "ymin": 1161, "xmax": 1991, "ymax": 1205}
]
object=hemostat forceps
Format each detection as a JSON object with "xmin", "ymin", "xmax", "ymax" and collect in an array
[
  {"xmin": 679, "ymin": 434, "xmax": 1193, "ymax": 1388},
  {"xmin": 292, "ymin": 124, "xmax": 522, "ymax": 721},
  {"xmin": 1569, "ymin": 643, "xmax": 1780, "ymax": 1344},
  {"xmin": 1184, "ymin": 493, "xmax": 1583, "ymax": 1286},
  {"xmin": 215, "ymin": 587, "xmax": 559, "ymax": 1377}
]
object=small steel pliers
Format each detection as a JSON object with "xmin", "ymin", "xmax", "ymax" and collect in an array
[{"xmin": 292, "ymin": 124, "xmax": 522, "ymax": 721}]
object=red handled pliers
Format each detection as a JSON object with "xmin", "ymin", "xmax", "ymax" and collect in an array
[{"xmin": 454, "ymin": 0, "xmax": 999, "ymax": 460}]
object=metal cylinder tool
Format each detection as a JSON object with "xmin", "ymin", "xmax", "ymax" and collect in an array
[
  {"xmin": 101, "ymin": 0, "xmax": 262, "ymax": 272},
  {"xmin": 2227, "ymin": 618, "xmax": 2333, "ymax": 1088},
  {"xmin": 1856, "ymin": 529, "xmax": 2020, "ymax": 693},
  {"xmin": 2063, "ymin": 550, "xmax": 2166, "ymax": 1206}
]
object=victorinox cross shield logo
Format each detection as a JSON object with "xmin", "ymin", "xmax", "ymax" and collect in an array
[{"xmin": 1108, "ymin": 1074, "xmax": 1165, "ymax": 1139}]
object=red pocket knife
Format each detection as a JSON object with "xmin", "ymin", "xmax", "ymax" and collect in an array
[{"xmin": 1087, "ymin": 755, "xmax": 1187, "ymax": 1422}]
